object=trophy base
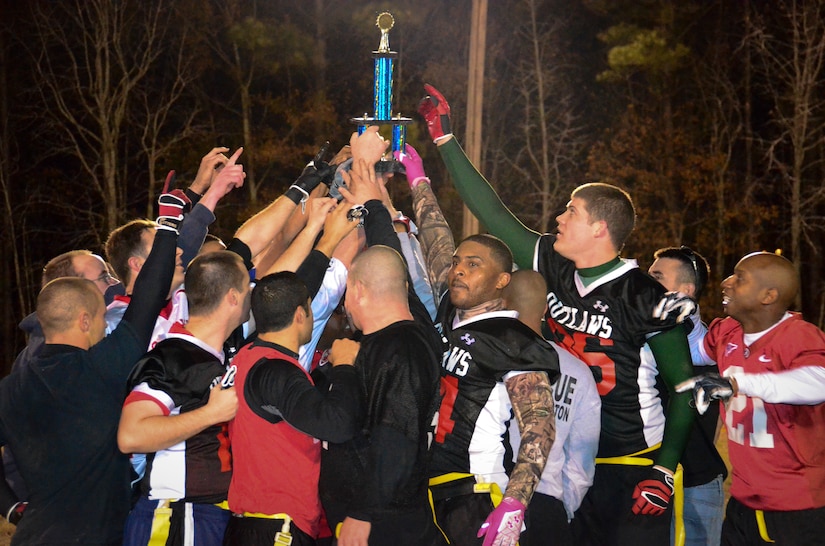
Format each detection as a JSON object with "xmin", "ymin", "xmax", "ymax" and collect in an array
[
  {"xmin": 375, "ymin": 158, "xmax": 406, "ymax": 176},
  {"xmin": 350, "ymin": 117, "xmax": 413, "ymax": 126}
]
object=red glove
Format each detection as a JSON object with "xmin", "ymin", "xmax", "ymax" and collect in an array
[
  {"xmin": 6, "ymin": 501, "xmax": 27, "ymax": 525},
  {"xmin": 632, "ymin": 466, "xmax": 674, "ymax": 515},
  {"xmin": 477, "ymin": 496, "xmax": 526, "ymax": 546},
  {"xmin": 418, "ymin": 83, "xmax": 452, "ymax": 143},
  {"xmin": 157, "ymin": 170, "xmax": 191, "ymax": 233}
]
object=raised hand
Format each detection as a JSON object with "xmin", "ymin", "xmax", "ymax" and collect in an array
[
  {"xmin": 157, "ymin": 170, "xmax": 192, "ymax": 233},
  {"xmin": 418, "ymin": 83, "xmax": 452, "ymax": 143},
  {"xmin": 191, "ymin": 147, "xmax": 230, "ymax": 194},
  {"xmin": 350, "ymin": 126, "xmax": 389, "ymax": 165},
  {"xmin": 292, "ymin": 142, "xmax": 336, "ymax": 197},
  {"xmin": 209, "ymin": 147, "xmax": 246, "ymax": 197},
  {"xmin": 339, "ymin": 158, "xmax": 383, "ymax": 206},
  {"xmin": 393, "ymin": 144, "xmax": 430, "ymax": 189},
  {"xmin": 305, "ymin": 196, "xmax": 338, "ymax": 235}
]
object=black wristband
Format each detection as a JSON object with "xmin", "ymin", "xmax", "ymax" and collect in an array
[
  {"xmin": 184, "ymin": 187, "xmax": 202, "ymax": 206},
  {"xmin": 285, "ymin": 186, "xmax": 305, "ymax": 205}
]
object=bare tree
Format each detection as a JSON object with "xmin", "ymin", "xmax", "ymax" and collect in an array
[
  {"xmin": 753, "ymin": 0, "xmax": 825, "ymax": 295},
  {"xmin": 27, "ymin": 0, "xmax": 173, "ymax": 234},
  {"xmin": 135, "ymin": 23, "xmax": 206, "ymax": 218},
  {"xmin": 487, "ymin": 0, "xmax": 589, "ymax": 233}
]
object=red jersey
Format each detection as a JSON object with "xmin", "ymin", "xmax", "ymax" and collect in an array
[
  {"xmin": 704, "ymin": 313, "xmax": 825, "ymax": 511},
  {"xmin": 227, "ymin": 341, "xmax": 323, "ymax": 537}
]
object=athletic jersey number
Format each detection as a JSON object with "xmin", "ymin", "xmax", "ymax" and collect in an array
[
  {"xmin": 724, "ymin": 366, "xmax": 775, "ymax": 449},
  {"xmin": 435, "ymin": 375, "xmax": 459, "ymax": 444},
  {"xmin": 547, "ymin": 320, "xmax": 616, "ymax": 396}
]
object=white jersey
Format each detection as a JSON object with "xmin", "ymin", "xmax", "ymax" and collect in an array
[
  {"xmin": 298, "ymin": 257, "xmax": 348, "ymax": 372},
  {"xmin": 105, "ymin": 288, "xmax": 189, "ymax": 350},
  {"xmin": 511, "ymin": 341, "xmax": 601, "ymax": 519}
]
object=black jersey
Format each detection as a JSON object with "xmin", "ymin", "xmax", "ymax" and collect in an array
[
  {"xmin": 430, "ymin": 296, "xmax": 560, "ymax": 487},
  {"xmin": 125, "ymin": 329, "xmax": 231, "ymax": 503},
  {"xmin": 534, "ymin": 234, "xmax": 680, "ymax": 458}
]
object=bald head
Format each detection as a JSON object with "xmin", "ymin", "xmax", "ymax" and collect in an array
[
  {"xmin": 37, "ymin": 277, "xmax": 103, "ymax": 337},
  {"xmin": 349, "ymin": 245, "xmax": 409, "ymax": 300},
  {"xmin": 503, "ymin": 270, "xmax": 548, "ymax": 334},
  {"xmin": 740, "ymin": 252, "xmax": 799, "ymax": 309}
]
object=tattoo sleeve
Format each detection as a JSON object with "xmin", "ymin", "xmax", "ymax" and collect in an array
[
  {"xmin": 411, "ymin": 183, "xmax": 455, "ymax": 302},
  {"xmin": 504, "ymin": 371, "xmax": 555, "ymax": 506}
]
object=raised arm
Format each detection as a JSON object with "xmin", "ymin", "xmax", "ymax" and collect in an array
[
  {"xmin": 419, "ymin": 85, "xmax": 540, "ymax": 269},
  {"xmin": 120, "ymin": 186, "xmax": 187, "ymax": 347},
  {"xmin": 234, "ymin": 144, "xmax": 335, "ymax": 261},
  {"xmin": 178, "ymin": 149, "xmax": 245, "ymax": 266},
  {"xmin": 399, "ymin": 145, "xmax": 455, "ymax": 302},
  {"xmin": 262, "ymin": 196, "xmax": 337, "ymax": 276}
]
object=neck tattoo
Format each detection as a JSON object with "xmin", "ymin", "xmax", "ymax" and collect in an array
[{"xmin": 457, "ymin": 298, "xmax": 504, "ymax": 321}]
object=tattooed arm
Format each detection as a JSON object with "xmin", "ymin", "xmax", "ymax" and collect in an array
[
  {"xmin": 410, "ymin": 182, "xmax": 455, "ymax": 303},
  {"xmin": 503, "ymin": 370, "xmax": 556, "ymax": 505}
]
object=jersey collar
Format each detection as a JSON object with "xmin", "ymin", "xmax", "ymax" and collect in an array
[{"xmin": 574, "ymin": 258, "xmax": 639, "ymax": 297}]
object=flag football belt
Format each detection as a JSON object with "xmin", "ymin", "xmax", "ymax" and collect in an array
[
  {"xmin": 427, "ymin": 472, "xmax": 504, "ymax": 507},
  {"xmin": 594, "ymin": 443, "xmax": 660, "ymax": 466},
  {"xmin": 595, "ymin": 444, "xmax": 686, "ymax": 546},
  {"xmin": 755, "ymin": 510, "xmax": 775, "ymax": 543},
  {"xmin": 232, "ymin": 511, "xmax": 293, "ymax": 545}
]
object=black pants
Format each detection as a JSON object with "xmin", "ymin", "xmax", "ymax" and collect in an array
[
  {"xmin": 324, "ymin": 501, "xmax": 447, "ymax": 546},
  {"xmin": 722, "ymin": 497, "xmax": 825, "ymax": 546},
  {"xmin": 223, "ymin": 514, "xmax": 315, "ymax": 546},
  {"xmin": 521, "ymin": 493, "xmax": 572, "ymax": 546},
  {"xmin": 571, "ymin": 463, "xmax": 671, "ymax": 546},
  {"xmin": 432, "ymin": 492, "xmax": 493, "ymax": 546}
]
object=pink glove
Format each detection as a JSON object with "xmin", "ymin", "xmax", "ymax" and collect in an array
[
  {"xmin": 477, "ymin": 496, "xmax": 526, "ymax": 546},
  {"xmin": 393, "ymin": 145, "xmax": 429, "ymax": 189},
  {"xmin": 418, "ymin": 83, "xmax": 452, "ymax": 143}
]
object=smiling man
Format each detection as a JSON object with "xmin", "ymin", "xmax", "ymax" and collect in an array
[{"xmin": 678, "ymin": 252, "xmax": 825, "ymax": 545}]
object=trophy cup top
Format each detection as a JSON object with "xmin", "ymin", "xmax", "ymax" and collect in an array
[{"xmin": 376, "ymin": 12, "xmax": 394, "ymax": 53}]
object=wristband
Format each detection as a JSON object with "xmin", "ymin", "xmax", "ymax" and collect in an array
[
  {"xmin": 410, "ymin": 176, "xmax": 431, "ymax": 189},
  {"xmin": 393, "ymin": 214, "xmax": 411, "ymax": 233},
  {"xmin": 286, "ymin": 184, "xmax": 310, "ymax": 213}
]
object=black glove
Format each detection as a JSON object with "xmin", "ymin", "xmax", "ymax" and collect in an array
[
  {"xmin": 675, "ymin": 373, "xmax": 735, "ymax": 415},
  {"xmin": 286, "ymin": 142, "xmax": 335, "ymax": 205},
  {"xmin": 653, "ymin": 291, "xmax": 696, "ymax": 323}
]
